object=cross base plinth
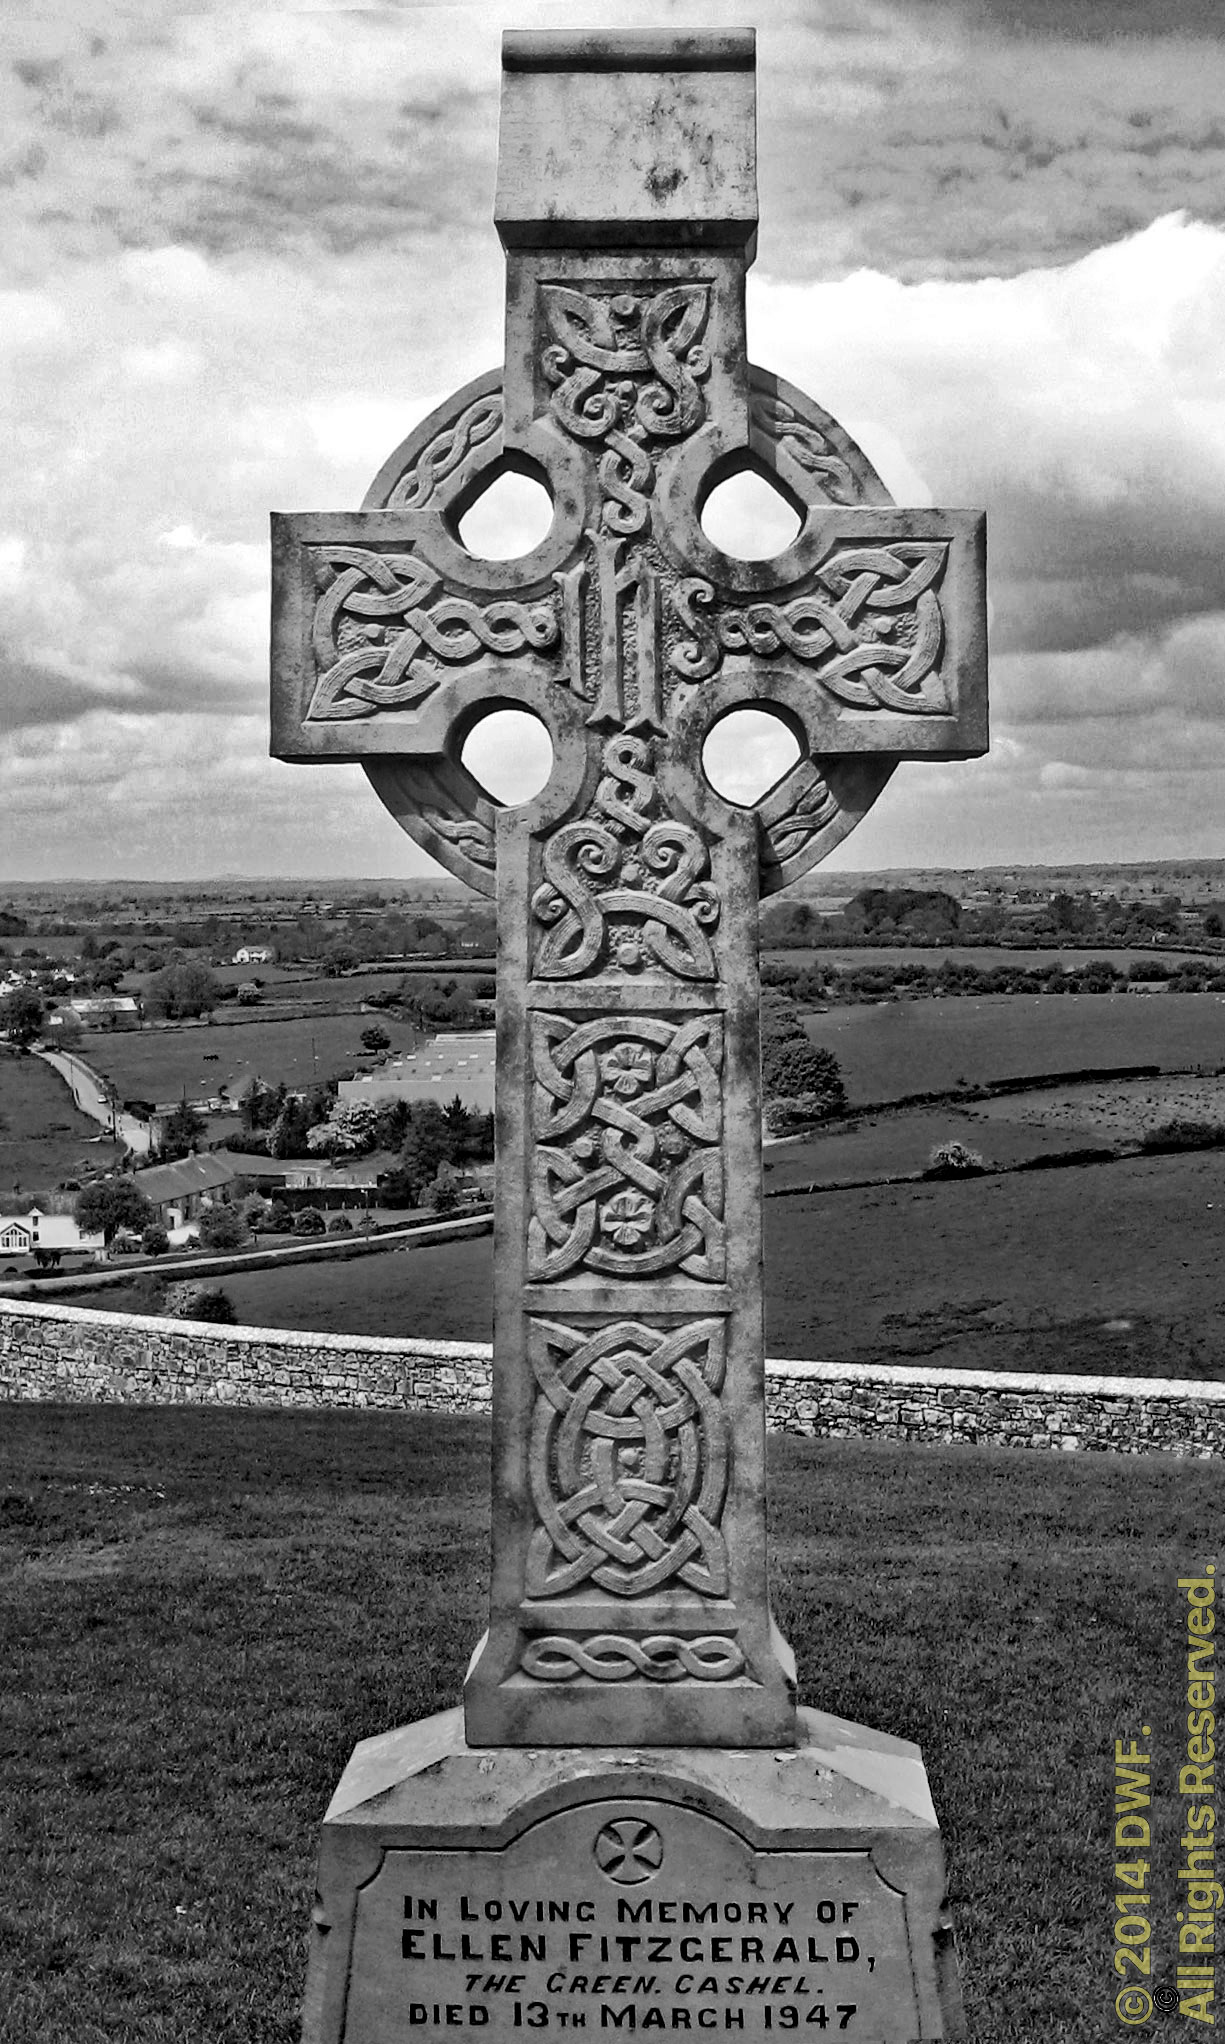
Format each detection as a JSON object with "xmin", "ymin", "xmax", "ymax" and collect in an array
[{"xmin": 302, "ymin": 1708, "xmax": 965, "ymax": 2044}]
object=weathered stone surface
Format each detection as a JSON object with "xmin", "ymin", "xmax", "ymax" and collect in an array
[
  {"xmin": 302, "ymin": 1706, "xmax": 961, "ymax": 2044},
  {"xmin": 265, "ymin": 26, "xmax": 988, "ymax": 2040},
  {"xmin": 270, "ymin": 27, "xmax": 986, "ymax": 1756}
]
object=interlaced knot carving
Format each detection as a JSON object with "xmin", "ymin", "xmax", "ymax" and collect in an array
[
  {"xmin": 386, "ymin": 390, "xmax": 503, "ymax": 508},
  {"xmin": 670, "ymin": 540, "xmax": 951, "ymax": 713},
  {"xmin": 529, "ymin": 1012, "xmax": 724, "ymax": 1282},
  {"xmin": 526, "ymin": 1317, "xmax": 729, "ymax": 1599},
  {"xmin": 542, "ymin": 284, "xmax": 711, "ymax": 534},
  {"xmin": 305, "ymin": 545, "xmax": 559, "ymax": 721},
  {"xmin": 520, "ymin": 1634, "xmax": 745, "ymax": 1682},
  {"xmin": 533, "ymin": 734, "xmax": 720, "ymax": 979}
]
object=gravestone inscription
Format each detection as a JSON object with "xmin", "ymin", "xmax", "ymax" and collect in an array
[{"xmin": 272, "ymin": 29, "xmax": 985, "ymax": 2043}]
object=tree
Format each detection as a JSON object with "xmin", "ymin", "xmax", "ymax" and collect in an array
[
  {"xmin": 196, "ymin": 1204, "xmax": 248, "ymax": 1252},
  {"xmin": 75, "ymin": 1177, "xmax": 155, "ymax": 1248},
  {"xmin": 443, "ymin": 1094, "xmax": 475, "ymax": 1163},
  {"xmin": 145, "ymin": 960, "xmax": 219, "ymax": 1020},
  {"xmin": 141, "ymin": 1224, "xmax": 171, "ymax": 1256},
  {"xmin": 360, "ymin": 1024, "xmax": 391, "ymax": 1052},
  {"xmin": 159, "ymin": 1098, "xmax": 205, "ymax": 1160},
  {"xmin": 399, "ymin": 1103, "xmax": 451, "ymax": 1186},
  {"xmin": 322, "ymin": 942, "xmax": 358, "ymax": 976},
  {"xmin": 374, "ymin": 1097, "xmax": 411, "ymax": 1151},
  {"xmin": 268, "ymin": 1097, "xmax": 314, "ymax": 1159},
  {"xmin": 0, "ymin": 985, "xmax": 44, "ymax": 1046},
  {"xmin": 306, "ymin": 1099, "xmax": 381, "ymax": 1156}
]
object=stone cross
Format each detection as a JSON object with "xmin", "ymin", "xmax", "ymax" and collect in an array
[{"xmin": 272, "ymin": 31, "xmax": 986, "ymax": 1755}]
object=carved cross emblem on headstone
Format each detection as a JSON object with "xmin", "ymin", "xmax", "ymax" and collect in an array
[{"xmin": 271, "ymin": 30, "xmax": 987, "ymax": 1751}]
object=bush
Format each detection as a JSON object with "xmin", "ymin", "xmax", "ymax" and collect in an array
[
  {"xmin": 326, "ymin": 1213, "xmax": 354, "ymax": 1233},
  {"xmin": 266, "ymin": 1200, "xmax": 294, "ymax": 1232},
  {"xmin": 196, "ymin": 1204, "xmax": 248, "ymax": 1252},
  {"xmin": 1140, "ymin": 1117, "xmax": 1225, "ymax": 1154},
  {"xmin": 761, "ymin": 1040, "xmax": 846, "ymax": 1117},
  {"xmin": 292, "ymin": 1207, "xmax": 326, "ymax": 1236},
  {"xmin": 925, "ymin": 1140, "xmax": 988, "ymax": 1178},
  {"xmin": 140, "ymin": 1224, "xmax": 170, "ymax": 1257},
  {"xmin": 161, "ymin": 1281, "xmax": 236, "ymax": 1325}
]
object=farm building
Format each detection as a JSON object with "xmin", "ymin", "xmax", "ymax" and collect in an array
[
  {"xmin": 337, "ymin": 1031, "xmax": 495, "ymax": 1112},
  {"xmin": 47, "ymin": 995, "xmax": 140, "ymax": 1031},
  {"xmin": 133, "ymin": 1153, "xmax": 237, "ymax": 1230},
  {"xmin": 233, "ymin": 945, "xmax": 275, "ymax": 964}
]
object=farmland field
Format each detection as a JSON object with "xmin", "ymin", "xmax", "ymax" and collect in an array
[
  {"xmin": 87, "ymin": 1145, "xmax": 1223, "ymax": 1383},
  {"xmin": 772, "ymin": 942, "xmax": 1215, "ymax": 970},
  {"xmin": 802, "ymin": 990, "xmax": 1225, "ymax": 1103},
  {"xmin": 0, "ymin": 1050, "xmax": 122, "ymax": 1194},
  {"xmin": 81, "ymin": 1010, "xmax": 423, "ymax": 1102}
]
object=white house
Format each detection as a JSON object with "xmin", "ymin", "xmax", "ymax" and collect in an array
[
  {"xmin": 0, "ymin": 1209, "xmax": 104, "ymax": 1261},
  {"xmin": 233, "ymin": 945, "xmax": 275, "ymax": 965}
]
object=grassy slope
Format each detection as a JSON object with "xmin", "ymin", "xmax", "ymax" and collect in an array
[
  {"xmin": 0, "ymin": 1405, "xmax": 1215, "ymax": 2042},
  {"xmin": 83, "ymin": 1010, "xmax": 422, "ymax": 1100},
  {"xmin": 0, "ymin": 1053, "xmax": 122, "ymax": 1197},
  {"xmin": 802, "ymin": 991, "xmax": 1225, "ymax": 1105},
  {"xmin": 70, "ymin": 1147, "xmax": 1222, "ymax": 1383}
]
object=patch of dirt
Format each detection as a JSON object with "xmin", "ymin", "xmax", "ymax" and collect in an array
[{"xmin": 975, "ymin": 1073, "xmax": 1225, "ymax": 1142}]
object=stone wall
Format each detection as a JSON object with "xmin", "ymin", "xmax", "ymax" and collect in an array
[{"xmin": 0, "ymin": 1297, "xmax": 1220, "ymax": 1455}]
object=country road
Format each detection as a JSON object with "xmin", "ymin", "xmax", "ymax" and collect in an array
[{"xmin": 34, "ymin": 1047, "xmax": 154, "ymax": 1157}]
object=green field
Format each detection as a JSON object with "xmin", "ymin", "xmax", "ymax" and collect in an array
[
  {"xmin": 0, "ymin": 1402, "xmax": 1212, "ymax": 2042},
  {"xmin": 65, "ymin": 1145, "xmax": 1219, "ymax": 1384},
  {"xmin": 0, "ymin": 1051, "xmax": 122, "ymax": 1198},
  {"xmin": 82, "ymin": 1010, "xmax": 423, "ymax": 1102},
  {"xmin": 803, "ymin": 991, "xmax": 1225, "ymax": 1104}
]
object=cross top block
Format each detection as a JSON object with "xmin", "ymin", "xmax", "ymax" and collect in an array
[{"xmin": 271, "ymin": 30, "xmax": 987, "ymax": 1752}]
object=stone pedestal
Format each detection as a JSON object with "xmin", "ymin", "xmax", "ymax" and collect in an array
[{"xmin": 302, "ymin": 1708, "xmax": 963, "ymax": 2043}]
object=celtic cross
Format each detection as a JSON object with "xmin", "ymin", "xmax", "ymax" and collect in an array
[{"xmin": 271, "ymin": 30, "xmax": 986, "ymax": 1751}]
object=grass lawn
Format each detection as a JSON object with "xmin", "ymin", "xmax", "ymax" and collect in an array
[
  {"xmin": 0, "ymin": 1051, "xmax": 123, "ymax": 1199},
  {"xmin": 84, "ymin": 1010, "xmax": 422, "ymax": 1102},
  {"xmin": 801, "ymin": 991, "xmax": 1225, "ymax": 1105},
  {"xmin": 0, "ymin": 1404, "xmax": 1213, "ymax": 2042},
  {"xmin": 70, "ymin": 1145, "xmax": 1225, "ymax": 1384}
]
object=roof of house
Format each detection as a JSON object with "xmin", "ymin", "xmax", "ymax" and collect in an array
[{"xmin": 133, "ymin": 1153, "xmax": 236, "ymax": 1203}]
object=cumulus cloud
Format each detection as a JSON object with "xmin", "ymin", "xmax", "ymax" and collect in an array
[{"xmin": 0, "ymin": 1, "xmax": 1223, "ymax": 874}]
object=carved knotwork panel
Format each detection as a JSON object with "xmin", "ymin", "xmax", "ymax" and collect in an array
[
  {"xmin": 532, "ymin": 732, "xmax": 720, "ymax": 981},
  {"xmin": 669, "ymin": 540, "xmax": 951, "ymax": 714},
  {"xmin": 520, "ymin": 1632, "xmax": 744, "ymax": 1682},
  {"xmin": 528, "ymin": 1011, "xmax": 725, "ymax": 1283},
  {"xmin": 304, "ymin": 544, "xmax": 561, "ymax": 723},
  {"xmin": 541, "ymin": 280, "xmax": 713, "ymax": 537},
  {"xmin": 526, "ymin": 1316, "xmax": 730, "ymax": 1600}
]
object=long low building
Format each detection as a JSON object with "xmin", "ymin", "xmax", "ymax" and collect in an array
[{"xmin": 338, "ymin": 1032, "xmax": 495, "ymax": 1112}]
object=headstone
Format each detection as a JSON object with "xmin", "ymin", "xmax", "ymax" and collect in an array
[{"xmin": 272, "ymin": 30, "xmax": 985, "ymax": 2044}]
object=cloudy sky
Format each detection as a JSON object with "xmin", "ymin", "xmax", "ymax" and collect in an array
[{"xmin": 2, "ymin": 0, "xmax": 1224, "ymax": 881}]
